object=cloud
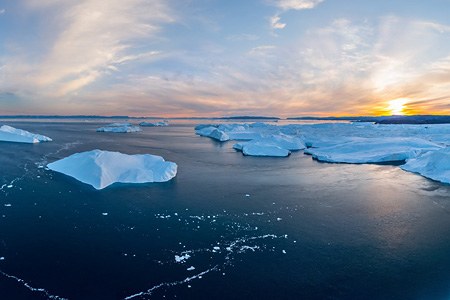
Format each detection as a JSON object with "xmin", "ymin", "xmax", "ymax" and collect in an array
[
  {"xmin": 0, "ymin": 8, "xmax": 5, "ymax": 15},
  {"xmin": 269, "ymin": 0, "xmax": 324, "ymax": 30},
  {"xmin": 270, "ymin": 0, "xmax": 324, "ymax": 11},
  {"xmin": 1, "ymin": 0, "xmax": 174, "ymax": 98},
  {"xmin": 270, "ymin": 15, "xmax": 286, "ymax": 29},
  {"xmin": 248, "ymin": 45, "xmax": 276, "ymax": 56}
]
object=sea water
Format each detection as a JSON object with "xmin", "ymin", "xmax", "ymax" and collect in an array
[{"xmin": 1, "ymin": 119, "xmax": 450, "ymax": 299}]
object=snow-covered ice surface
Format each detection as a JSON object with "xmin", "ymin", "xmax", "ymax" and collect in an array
[
  {"xmin": 96, "ymin": 123, "xmax": 141, "ymax": 133},
  {"xmin": 47, "ymin": 150, "xmax": 177, "ymax": 189},
  {"xmin": 401, "ymin": 147, "xmax": 450, "ymax": 184},
  {"xmin": 0, "ymin": 125, "xmax": 52, "ymax": 143},
  {"xmin": 196, "ymin": 122, "xmax": 450, "ymax": 182},
  {"xmin": 305, "ymin": 137, "xmax": 442, "ymax": 164}
]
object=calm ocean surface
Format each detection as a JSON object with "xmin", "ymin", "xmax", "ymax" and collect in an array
[{"xmin": 1, "ymin": 119, "xmax": 450, "ymax": 299}]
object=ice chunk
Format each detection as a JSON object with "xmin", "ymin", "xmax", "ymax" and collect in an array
[
  {"xmin": 305, "ymin": 137, "xmax": 441, "ymax": 164},
  {"xmin": 208, "ymin": 129, "xmax": 230, "ymax": 142},
  {"xmin": 0, "ymin": 125, "xmax": 52, "ymax": 143},
  {"xmin": 401, "ymin": 147, "xmax": 450, "ymax": 184},
  {"xmin": 139, "ymin": 121, "xmax": 168, "ymax": 127},
  {"xmin": 195, "ymin": 126, "xmax": 217, "ymax": 137},
  {"xmin": 242, "ymin": 143, "xmax": 290, "ymax": 157},
  {"xmin": 47, "ymin": 150, "xmax": 177, "ymax": 190},
  {"xmin": 96, "ymin": 123, "xmax": 141, "ymax": 133},
  {"xmin": 175, "ymin": 253, "xmax": 191, "ymax": 263}
]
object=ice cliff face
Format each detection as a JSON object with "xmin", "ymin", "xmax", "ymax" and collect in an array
[
  {"xmin": 0, "ymin": 125, "xmax": 52, "ymax": 143},
  {"xmin": 402, "ymin": 148, "xmax": 450, "ymax": 184},
  {"xmin": 48, "ymin": 150, "xmax": 177, "ymax": 189}
]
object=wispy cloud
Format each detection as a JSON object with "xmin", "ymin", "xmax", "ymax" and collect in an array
[
  {"xmin": 269, "ymin": 0, "xmax": 324, "ymax": 30},
  {"xmin": 270, "ymin": 0, "xmax": 324, "ymax": 11},
  {"xmin": 1, "ymin": 0, "xmax": 173, "ymax": 98},
  {"xmin": 0, "ymin": 8, "xmax": 5, "ymax": 15},
  {"xmin": 270, "ymin": 15, "xmax": 286, "ymax": 29}
]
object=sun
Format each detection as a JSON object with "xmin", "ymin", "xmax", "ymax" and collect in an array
[{"xmin": 387, "ymin": 98, "xmax": 408, "ymax": 115}]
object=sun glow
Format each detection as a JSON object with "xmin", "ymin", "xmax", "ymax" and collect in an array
[{"xmin": 387, "ymin": 98, "xmax": 408, "ymax": 115}]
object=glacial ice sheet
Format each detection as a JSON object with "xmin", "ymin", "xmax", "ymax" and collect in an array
[
  {"xmin": 0, "ymin": 125, "xmax": 52, "ymax": 143},
  {"xmin": 401, "ymin": 147, "xmax": 450, "ymax": 184},
  {"xmin": 47, "ymin": 149, "xmax": 177, "ymax": 189},
  {"xmin": 305, "ymin": 137, "xmax": 442, "ymax": 163}
]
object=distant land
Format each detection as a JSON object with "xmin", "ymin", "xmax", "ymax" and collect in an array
[
  {"xmin": 0, "ymin": 115, "xmax": 281, "ymax": 120},
  {"xmin": 219, "ymin": 116, "xmax": 280, "ymax": 120},
  {"xmin": 288, "ymin": 115, "xmax": 450, "ymax": 124},
  {"xmin": 1, "ymin": 115, "xmax": 449, "ymax": 124}
]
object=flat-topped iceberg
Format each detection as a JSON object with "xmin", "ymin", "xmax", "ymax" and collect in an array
[
  {"xmin": 401, "ymin": 147, "xmax": 450, "ymax": 184},
  {"xmin": 233, "ymin": 135, "xmax": 305, "ymax": 157},
  {"xmin": 97, "ymin": 123, "xmax": 141, "ymax": 133},
  {"xmin": 47, "ymin": 150, "xmax": 177, "ymax": 189},
  {"xmin": 305, "ymin": 137, "xmax": 442, "ymax": 164},
  {"xmin": 242, "ymin": 143, "xmax": 290, "ymax": 157},
  {"xmin": 139, "ymin": 121, "xmax": 169, "ymax": 127},
  {"xmin": 0, "ymin": 125, "xmax": 52, "ymax": 143}
]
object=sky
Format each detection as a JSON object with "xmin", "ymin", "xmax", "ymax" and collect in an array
[{"xmin": 0, "ymin": 0, "xmax": 449, "ymax": 117}]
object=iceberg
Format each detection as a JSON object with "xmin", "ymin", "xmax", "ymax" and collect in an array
[
  {"xmin": 233, "ymin": 135, "xmax": 304, "ymax": 157},
  {"xmin": 209, "ymin": 129, "xmax": 230, "ymax": 142},
  {"xmin": 47, "ymin": 150, "xmax": 177, "ymax": 189},
  {"xmin": 242, "ymin": 143, "xmax": 290, "ymax": 157},
  {"xmin": 305, "ymin": 137, "xmax": 442, "ymax": 164},
  {"xmin": 401, "ymin": 147, "xmax": 450, "ymax": 184},
  {"xmin": 96, "ymin": 123, "xmax": 141, "ymax": 133},
  {"xmin": 139, "ymin": 121, "xmax": 169, "ymax": 127},
  {"xmin": 195, "ymin": 126, "xmax": 230, "ymax": 141},
  {"xmin": 0, "ymin": 125, "xmax": 52, "ymax": 143}
]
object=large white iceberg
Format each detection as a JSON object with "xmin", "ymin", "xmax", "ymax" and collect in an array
[
  {"xmin": 47, "ymin": 150, "xmax": 177, "ymax": 189},
  {"xmin": 233, "ymin": 134, "xmax": 305, "ymax": 157},
  {"xmin": 305, "ymin": 137, "xmax": 442, "ymax": 163},
  {"xmin": 401, "ymin": 147, "xmax": 450, "ymax": 184},
  {"xmin": 0, "ymin": 125, "xmax": 52, "ymax": 143},
  {"xmin": 96, "ymin": 123, "xmax": 141, "ymax": 133}
]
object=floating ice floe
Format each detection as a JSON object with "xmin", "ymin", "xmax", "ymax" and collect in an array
[
  {"xmin": 139, "ymin": 121, "xmax": 169, "ymax": 127},
  {"xmin": 0, "ymin": 125, "xmax": 52, "ymax": 143},
  {"xmin": 96, "ymin": 123, "xmax": 141, "ymax": 133},
  {"xmin": 305, "ymin": 137, "xmax": 442, "ymax": 164},
  {"xmin": 233, "ymin": 134, "xmax": 306, "ymax": 157},
  {"xmin": 401, "ymin": 147, "xmax": 450, "ymax": 184},
  {"xmin": 47, "ymin": 150, "xmax": 177, "ymax": 190}
]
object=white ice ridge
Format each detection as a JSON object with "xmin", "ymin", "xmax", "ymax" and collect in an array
[
  {"xmin": 0, "ymin": 125, "xmax": 52, "ymax": 143},
  {"xmin": 401, "ymin": 147, "xmax": 450, "ymax": 184},
  {"xmin": 139, "ymin": 120, "xmax": 169, "ymax": 127},
  {"xmin": 47, "ymin": 150, "xmax": 177, "ymax": 189},
  {"xmin": 0, "ymin": 269, "xmax": 67, "ymax": 300},
  {"xmin": 96, "ymin": 123, "xmax": 141, "ymax": 133}
]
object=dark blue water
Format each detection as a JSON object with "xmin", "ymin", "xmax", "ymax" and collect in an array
[{"xmin": 1, "ymin": 119, "xmax": 450, "ymax": 299}]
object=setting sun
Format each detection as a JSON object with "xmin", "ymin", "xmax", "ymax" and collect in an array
[{"xmin": 387, "ymin": 98, "xmax": 408, "ymax": 115}]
